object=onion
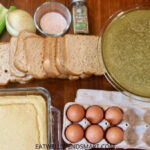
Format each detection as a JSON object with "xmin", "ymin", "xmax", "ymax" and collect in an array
[{"xmin": 6, "ymin": 9, "xmax": 36, "ymax": 36}]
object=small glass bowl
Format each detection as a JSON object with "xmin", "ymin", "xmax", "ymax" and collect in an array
[
  {"xmin": 34, "ymin": 1, "xmax": 71, "ymax": 37},
  {"xmin": 99, "ymin": 5, "xmax": 150, "ymax": 102}
]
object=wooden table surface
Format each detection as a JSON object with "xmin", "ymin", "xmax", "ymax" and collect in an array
[{"xmin": 1, "ymin": 0, "xmax": 150, "ymax": 149}]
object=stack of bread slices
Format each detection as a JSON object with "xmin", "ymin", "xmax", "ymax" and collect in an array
[{"xmin": 0, "ymin": 31, "xmax": 104, "ymax": 85}]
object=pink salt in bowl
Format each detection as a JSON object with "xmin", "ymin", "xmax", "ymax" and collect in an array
[{"xmin": 34, "ymin": 1, "xmax": 71, "ymax": 36}]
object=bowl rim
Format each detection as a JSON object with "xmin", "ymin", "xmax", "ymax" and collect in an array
[
  {"xmin": 34, "ymin": 1, "xmax": 72, "ymax": 37},
  {"xmin": 99, "ymin": 4, "xmax": 150, "ymax": 102}
]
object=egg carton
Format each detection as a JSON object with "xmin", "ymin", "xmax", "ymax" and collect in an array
[{"xmin": 62, "ymin": 89, "xmax": 150, "ymax": 150}]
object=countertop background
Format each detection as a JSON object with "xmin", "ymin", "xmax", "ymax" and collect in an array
[{"xmin": 1, "ymin": 0, "xmax": 150, "ymax": 149}]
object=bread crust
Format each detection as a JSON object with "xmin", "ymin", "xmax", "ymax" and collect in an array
[
  {"xmin": 56, "ymin": 36, "xmax": 91, "ymax": 80},
  {"xmin": 56, "ymin": 37, "xmax": 66, "ymax": 74},
  {"xmin": 14, "ymin": 31, "xmax": 39, "ymax": 73},
  {"xmin": 43, "ymin": 37, "xmax": 60, "ymax": 78},
  {"xmin": 9, "ymin": 37, "xmax": 26, "ymax": 77},
  {"xmin": 25, "ymin": 36, "xmax": 47, "ymax": 79}
]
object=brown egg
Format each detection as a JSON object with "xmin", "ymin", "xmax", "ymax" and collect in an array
[
  {"xmin": 143, "ymin": 109, "xmax": 150, "ymax": 125},
  {"xmin": 65, "ymin": 124, "xmax": 84, "ymax": 143},
  {"xmin": 124, "ymin": 109, "xmax": 140, "ymax": 126},
  {"xmin": 85, "ymin": 125, "xmax": 104, "ymax": 144},
  {"xmin": 124, "ymin": 127, "xmax": 138, "ymax": 145},
  {"xmin": 67, "ymin": 104, "xmax": 85, "ymax": 122},
  {"xmin": 143, "ymin": 127, "xmax": 150, "ymax": 146},
  {"xmin": 86, "ymin": 105, "xmax": 104, "ymax": 124},
  {"xmin": 106, "ymin": 127, "xmax": 124, "ymax": 145},
  {"xmin": 105, "ymin": 106, "xmax": 123, "ymax": 125}
]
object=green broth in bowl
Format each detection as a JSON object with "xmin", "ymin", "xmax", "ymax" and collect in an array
[{"xmin": 102, "ymin": 8, "xmax": 150, "ymax": 98}]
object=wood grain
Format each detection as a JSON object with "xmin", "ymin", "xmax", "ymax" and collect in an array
[{"xmin": 1, "ymin": 0, "xmax": 150, "ymax": 149}]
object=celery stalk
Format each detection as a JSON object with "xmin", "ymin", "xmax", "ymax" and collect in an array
[
  {"xmin": 0, "ymin": 4, "xmax": 16, "ymax": 35},
  {"xmin": 8, "ymin": 6, "xmax": 17, "ymax": 11},
  {"xmin": 0, "ymin": 4, "xmax": 8, "ymax": 35}
]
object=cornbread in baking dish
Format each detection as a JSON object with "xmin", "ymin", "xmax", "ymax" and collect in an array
[{"xmin": 0, "ymin": 95, "xmax": 47, "ymax": 150}]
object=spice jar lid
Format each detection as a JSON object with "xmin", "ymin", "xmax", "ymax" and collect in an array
[{"xmin": 72, "ymin": 0, "xmax": 86, "ymax": 4}]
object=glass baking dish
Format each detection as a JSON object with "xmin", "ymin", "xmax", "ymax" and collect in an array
[
  {"xmin": 0, "ymin": 87, "xmax": 62, "ymax": 150},
  {"xmin": 99, "ymin": 5, "xmax": 150, "ymax": 102}
]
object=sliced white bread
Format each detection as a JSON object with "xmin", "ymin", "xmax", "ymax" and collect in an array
[
  {"xmin": 25, "ymin": 36, "xmax": 47, "ymax": 79},
  {"xmin": 96, "ymin": 37, "xmax": 106, "ymax": 75},
  {"xmin": 9, "ymin": 37, "xmax": 26, "ymax": 77},
  {"xmin": 56, "ymin": 37, "xmax": 68, "ymax": 79},
  {"xmin": 64, "ymin": 34, "xmax": 103, "ymax": 76},
  {"xmin": 56, "ymin": 37, "xmax": 67, "ymax": 74},
  {"xmin": 43, "ymin": 37, "xmax": 60, "ymax": 78},
  {"xmin": 55, "ymin": 37, "xmax": 79, "ymax": 80},
  {"xmin": 9, "ymin": 37, "xmax": 33, "ymax": 83},
  {"xmin": 0, "ymin": 43, "xmax": 11, "ymax": 85},
  {"xmin": 0, "ymin": 41, "xmax": 33, "ymax": 85},
  {"xmin": 56, "ymin": 36, "xmax": 90, "ymax": 80},
  {"xmin": 10, "ymin": 74, "xmax": 33, "ymax": 84},
  {"xmin": 14, "ymin": 31, "xmax": 38, "ymax": 73}
]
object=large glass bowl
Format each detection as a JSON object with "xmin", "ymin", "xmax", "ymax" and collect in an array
[{"xmin": 99, "ymin": 5, "xmax": 150, "ymax": 102}]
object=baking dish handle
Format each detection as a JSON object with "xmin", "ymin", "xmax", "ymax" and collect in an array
[{"xmin": 50, "ymin": 106, "xmax": 62, "ymax": 150}]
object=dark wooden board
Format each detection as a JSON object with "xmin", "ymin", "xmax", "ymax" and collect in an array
[{"xmin": 1, "ymin": 0, "xmax": 150, "ymax": 149}]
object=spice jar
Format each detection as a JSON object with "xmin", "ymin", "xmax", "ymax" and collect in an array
[{"xmin": 72, "ymin": 0, "xmax": 89, "ymax": 34}]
